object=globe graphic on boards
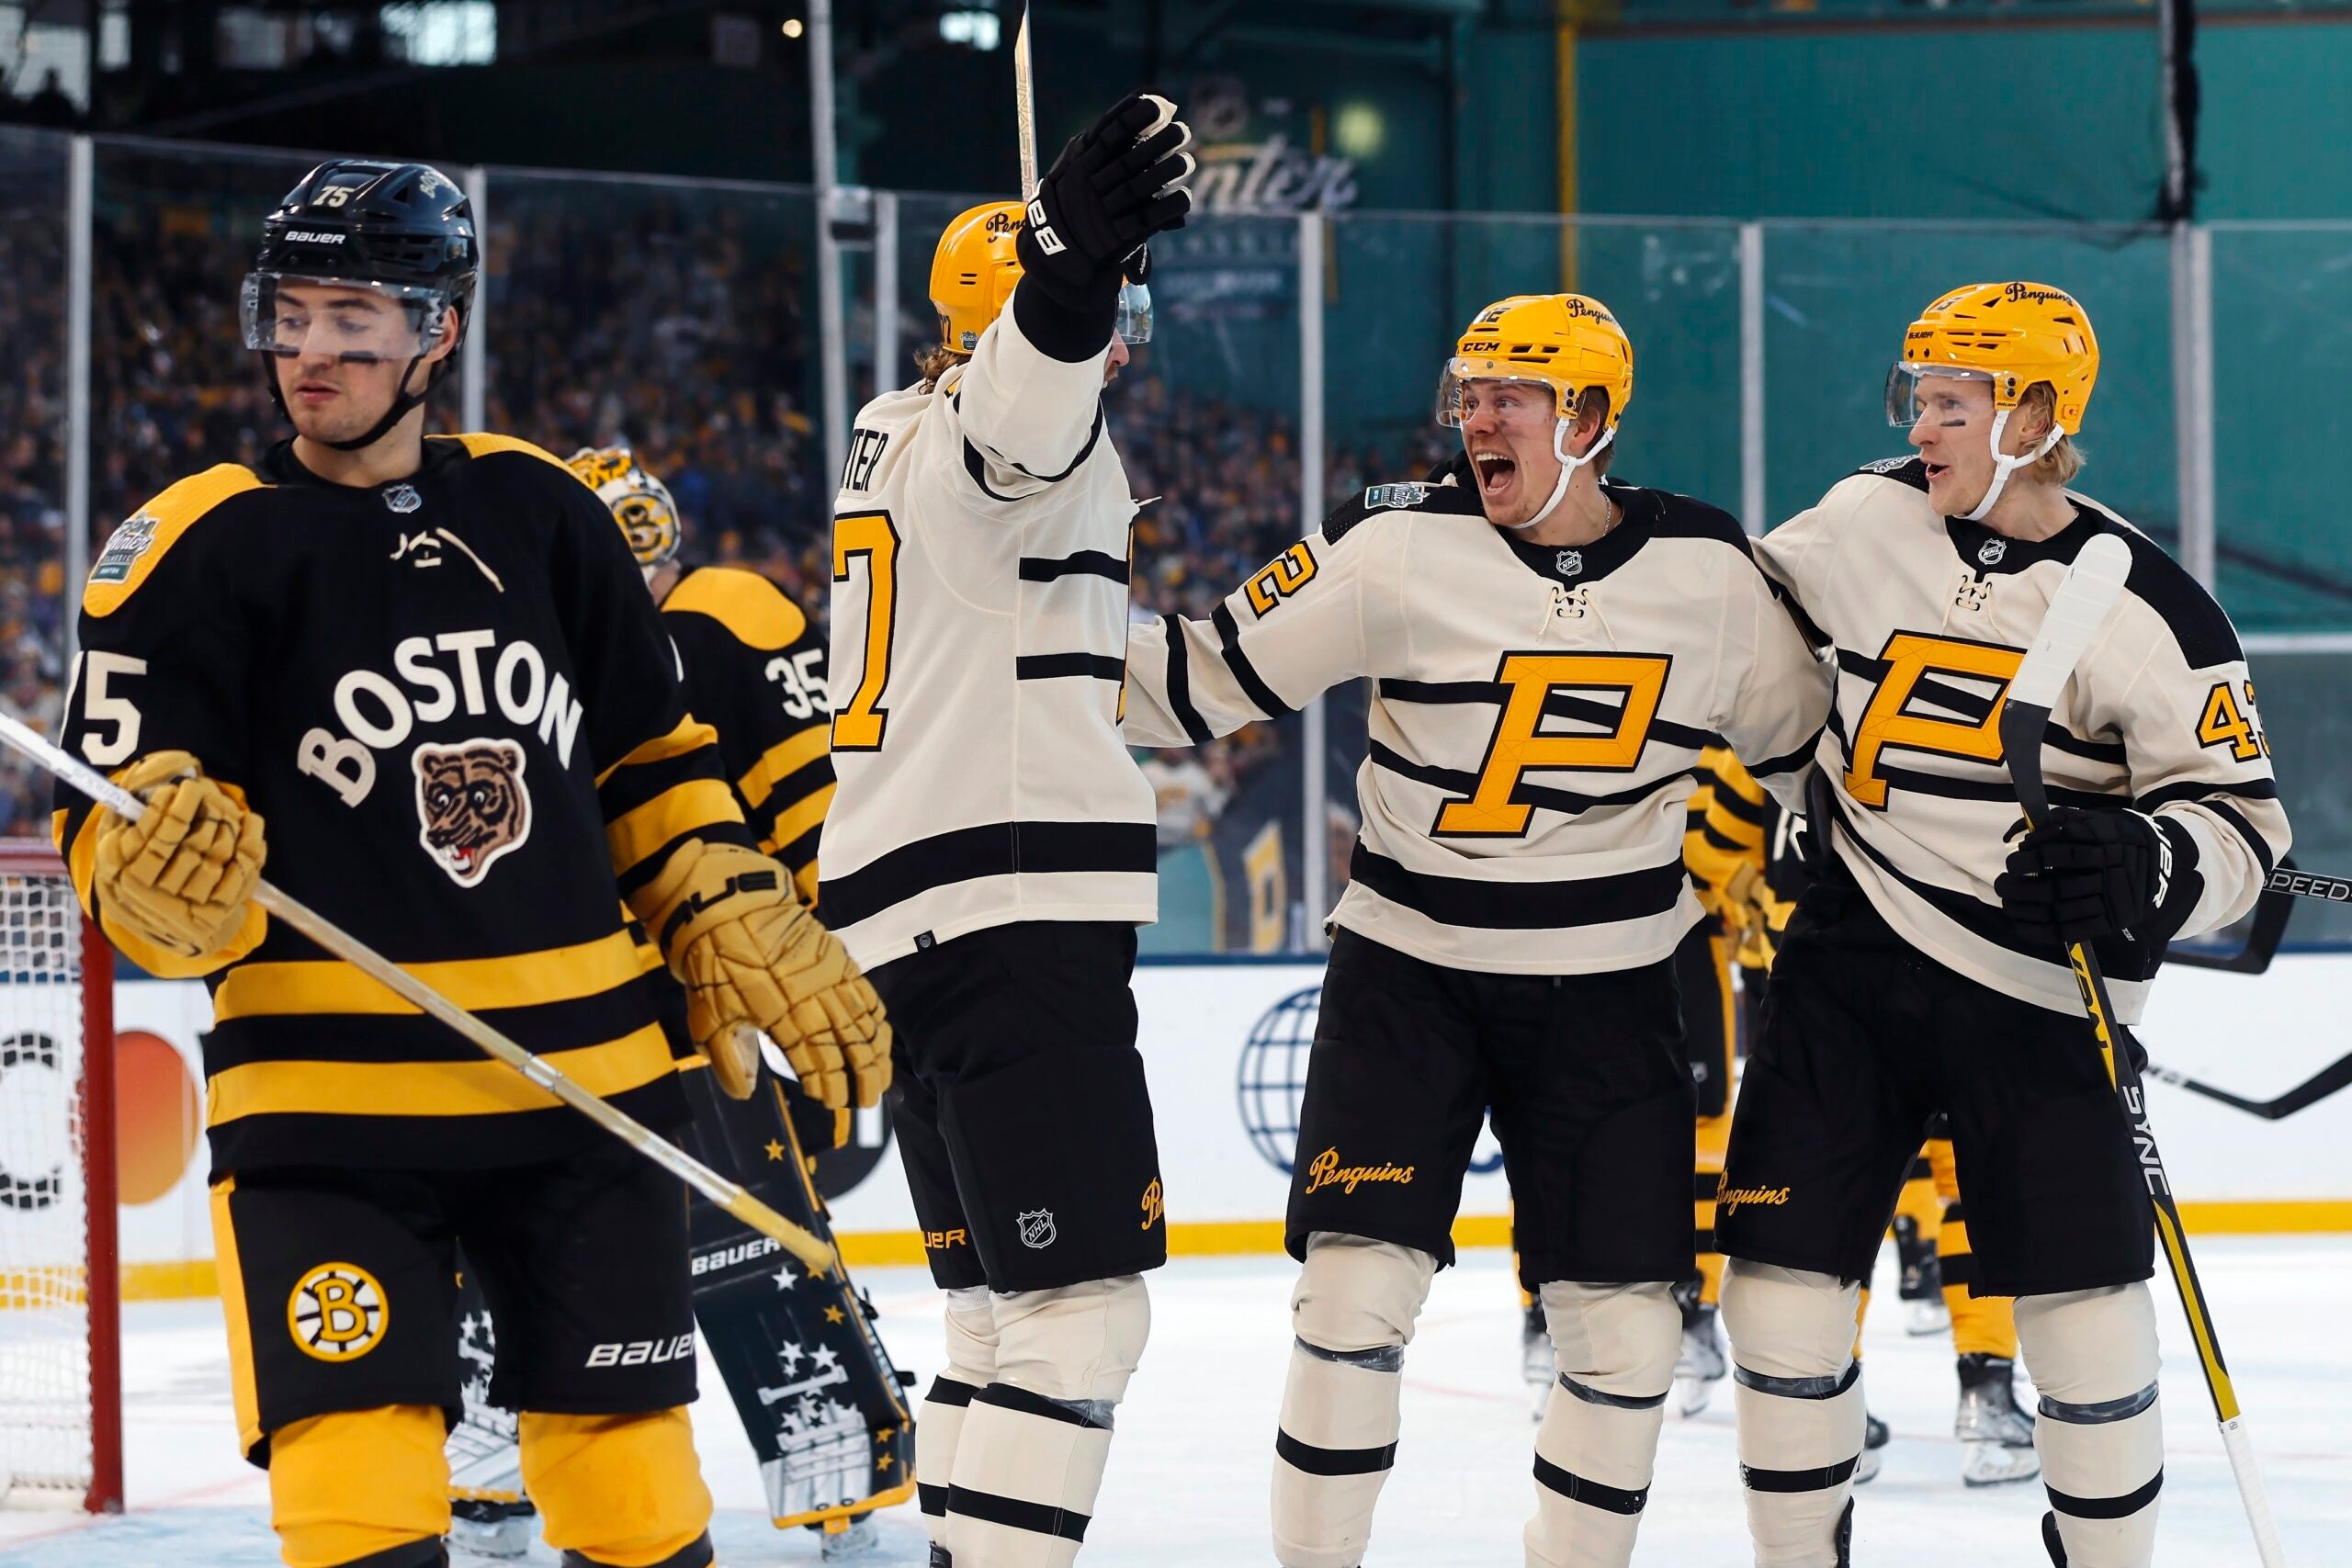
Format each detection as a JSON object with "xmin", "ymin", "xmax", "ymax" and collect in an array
[{"xmin": 1236, "ymin": 986, "xmax": 1320, "ymax": 1174}]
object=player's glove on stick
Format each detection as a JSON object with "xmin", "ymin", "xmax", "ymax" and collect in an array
[
  {"xmin": 93, "ymin": 749, "xmax": 265, "ymax": 960},
  {"xmin": 1996, "ymin": 807, "xmax": 2200, "ymax": 949},
  {"xmin": 1015, "ymin": 92, "xmax": 1193, "ymax": 352},
  {"xmin": 637, "ymin": 840, "xmax": 891, "ymax": 1108}
]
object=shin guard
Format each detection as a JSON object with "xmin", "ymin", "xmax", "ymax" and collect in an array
[
  {"xmin": 1721, "ymin": 1262, "xmax": 1866, "ymax": 1568},
  {"xmin": 920, "ymin": 1286, "xmax": 1000, "ymax": 1548},
  {"xmin": 2016, "ymin": 1285, "xmax": 2163, "ymax": 1568},
  {"xmin": 1526, "ymin": 1281, "xmax": 1677, "ymax": 1568}
]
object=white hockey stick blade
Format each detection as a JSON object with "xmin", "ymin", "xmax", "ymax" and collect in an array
[
  {"xmin": 2008, "ymin": 532, "xmax": 2133, "ymax": 709},
  {"xmin": 1014, "ymin": 3, "xmax": 1037, "ymax": 197}
]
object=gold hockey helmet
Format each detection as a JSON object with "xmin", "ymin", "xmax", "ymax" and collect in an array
[
  {"xmin": 566, "ymin": 445, "xmax": 681, "ymax": 569},
  {"xmin": 1435, "ymin": 292, "xmax": 1634, "ymax": 437},
  {"xmin": 1885, "ymin": 281, "xmax": 2099, "ymax": 433},
  {"xmin": 930, "ymin": 200, "xmax": 1027, "ymax": 355},
  {"xmin": 1885, "ymin": 283, "xmax": 2098, "ymax": 521}
]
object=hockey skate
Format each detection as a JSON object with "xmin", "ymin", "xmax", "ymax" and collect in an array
[
  {"xmin": 1669, "ymin": 1280, "xmax": 1727, "ymax": 1417},
  {"xmin": 1954, "ymin": 1353, "xmax": 2039, "ymax": 1486},
  {"xmin": 1852, "ymin": 1411, "xmax": 1888, "ymax": 1484},
  {"xmin": 819, "ymin": 1512, "xmax": 882, "ymax": 1560},
  {"xmin": 447, "ymin": 1497, "xmax": 537, "ymax": 1560},
  {"xmin": 1521, "ymin": 1300, "xmax": 1553, "ymax": 1422},
  {"xmin": 1894, "ymin": 1215, "xmax": 1949, "ymax": 1337}
]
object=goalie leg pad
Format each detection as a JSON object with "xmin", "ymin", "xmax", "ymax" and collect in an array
[
  {"xmin": 2015, "ymin": 1285, "xmax": 2163, "ymax": 1568},
  {"xmin": 920, "ymin": 1285, "xmax": 1000, "ymax": 1539},
  {"xmin": 269, "ymin": 1404, "xmax": 450, "ymax": 1568},
  {"xmin": 1272, "ymin": 1234, "xmax": 1435, "ymax": 1568},
  {"xmin": 520, "ymin": 1409, "xmax": 713, "ymax": 1568},
  {"xmin": 1526, "ymin": 1280, "xmax": 1677, "ymax": 1568},
  {"xmin": 943, "ymin": 1274, "xmax": 1150, "ymax": 1568},
  {"xmin": 1720, "ymin": 1261, "xmax": 1866, "ymax": 1568}
]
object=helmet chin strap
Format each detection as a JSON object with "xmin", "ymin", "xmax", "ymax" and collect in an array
[
  {"xmin": 1500, "ymin": 416, "xmax": 1613, "ymax": 534},
  {"xmin": 1962, "ymin": 407, "xmax": 2065, "ymax": 523}
]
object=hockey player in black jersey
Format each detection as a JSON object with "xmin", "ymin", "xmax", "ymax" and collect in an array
[
  {"xmin": 1714, "ymin": 284, "xmax": 2290, "ymax": 1568},
  {"xmin": 444, "ymin": 447, "xmax": 916, "ymax": 1560},
  {"xmin": 54, "ymin": 160, "xmax": 889, "ymax": 1568},
  {"xmin": 1125, "ymin": 294, "xmax": 1831, "ymax": 1568}
]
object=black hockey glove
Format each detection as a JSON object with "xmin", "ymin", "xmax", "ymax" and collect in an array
[
  {"xmin": 1014, "ymin": 92, "xmax": 1193, "ymax": 356},
  {"xmin": 1995, "ymin": 807, "xmax": 2200, "ymax": 950}
]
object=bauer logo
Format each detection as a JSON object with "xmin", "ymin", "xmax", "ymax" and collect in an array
[
  {"xmin": 288, "ymin": 1262, "xmax": 388, "ymax": 1361},
  {"xmin": 1017, "ymin": 1209, "xmax": 1058, "ymax": 1249},
  {"xmin": 584, "ymin": 1334, "xmax": 695, "ymax": 1369},
  {"xmin": 692, "ymin": 1236, "xmax": 782, "ymax": 1278},
  {"xmin": 90, "ymin": 513, "xmax": 160, "ymax": 584}
]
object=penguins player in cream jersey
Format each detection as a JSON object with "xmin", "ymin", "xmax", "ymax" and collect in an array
[
  {"xmin": 1713, "ymin": 284, "xmax": 2290, "ymax": 1568},
  {"xmin": 1125, "ymin": 294, "xmax": 1831, "ymax": 1568},
  {"xmin": 823, "ymin": 92, "xmax": 1192, "ymax": 1568}
]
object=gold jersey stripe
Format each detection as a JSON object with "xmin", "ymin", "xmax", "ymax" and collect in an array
[
  {"xmin": 738, "ymin": 725, "xmax": 831, "ymax": 815},
  {"xmin": 213, "ymin": 928, "xmax": 649, "ymax": 1021},
  {"xmin": 793, "ymin": 860, "xmax": 820, "ymax": 905},
  {"xmin": 83, "ymin": 465, "xmax": 268, "ymax": 618},
  {"xmin": 595, "ymin": 713, "xmax": 720, "ymax": 788},
  {"xmin": 763, "ymin": 782, "xmax": 834, "ymax": 862},
  {"xmin": 442, "ymin": 432, "xmax": 575, "ymax": 473},
  {"xmin": 208, "ymin": 1177, "xmax": 266, "ymax": 1457},
  {"xmin": 205, "ymin": 1021, "xmax": 675, "ymax": 1123},
  {"xmin": 605, "ymin": 777, "xmax": 740, "ymax": 879}
]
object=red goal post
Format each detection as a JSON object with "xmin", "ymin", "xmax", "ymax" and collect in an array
[{"xmin": 0, "ymin": 838, "xmax": 122, "ymax": 1513}]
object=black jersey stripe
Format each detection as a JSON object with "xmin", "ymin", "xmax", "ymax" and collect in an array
[
  {"xmin": 1019, "ymin": 550, "xmax": 1130, "ymax": 584},
  {"xmin": 2136, "ymin": 776, "xmax": 2280, "ymax": 812},
  {"xmin": 1379, "ymin": 677, "xmax": 1498, "ymax": 705},
  {"xmin": 1015, "ymin": 653, "xmax": 1126, "ymax": 682},
  {"xmin": 1212, "ymin": 603, "xmax": 1291, "ymax": 718},
  {"xmin": 820, "ymin": 820, "xmax": 1157, "ymax": 929},
  {"xmin": 209, "ymin": 973, "xmax": 673, "ymax": 1071},
  {"xmin": 736, "ymin": 726, "xmax": 832, "ymax": 816},
  {"xmin": 1160, "ymin": 614, "xmax": 1214, "ymax": 745},
  {"xmin": 960, "ymin": 404, "xmax": 1107, "ymax": 498},
  {"xmin": 1704, "ymin": 781, "xmax": 1769, "ymax": 826},
  {"xmin": 1747, "ymin": 728, "xmax": 1825, "ymax": 779},
  {"xmin": 1347, "ymin": 844, "xmax": 1687, "ymax": 931},
  {"xmin": 1368, "ymin": 741, "xmax": 1690, "ymax": 818},
  {"xmin": 2189, "ymin": 796, "xmax": 2278, "ymax": 878}
]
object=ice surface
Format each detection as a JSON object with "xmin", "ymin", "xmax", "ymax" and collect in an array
[{"xmin": 5, "ymin": 1238, "xmax": 2346, "ymax": 1564}]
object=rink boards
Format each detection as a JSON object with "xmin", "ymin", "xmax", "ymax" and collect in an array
[{"xmin": 10, "ymin": 953, "xmax": 2352, "ymax": 1300}]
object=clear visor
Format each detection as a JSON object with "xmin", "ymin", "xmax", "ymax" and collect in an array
[
  {"xmin": 1884, "ymin": 362, "xmax": 1992, "ymax": 429},
  {"xmin": 241, "ymin": 272, "xmax": 456, "ymax": 362},
  {"xmin": 1434, "ymin": 364, "xmax": 1569, "ymax": 429},
  {"xmin": 1116, "ymin": 281, "xmax": 1152, "ymax": 345}
]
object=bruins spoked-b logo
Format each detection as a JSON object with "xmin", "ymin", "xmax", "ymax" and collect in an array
[
  {"xmin": 288, "ymin": 1262, "xmax": 388, "ymax": 1362},
  {"xmin": 413, "ymin": 738, "xmax": 532, "ymax": 886}
]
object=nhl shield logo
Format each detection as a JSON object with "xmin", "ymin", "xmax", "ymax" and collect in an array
[
  {"xmin": 1363, "ymin": 482, "xmax": 1430, "ymax": 511},
  {"xmin": 1016, "ymin": 1209, "xmax": 1057, "ymax": 1250},
  {"xmin": 1977, "ymin": 537, "xmax": 2008, "ymax": 567},
  {"xmin": 1555, "ymin": 548, "xmax": 1584, "ymax": 579},
  {"xmin": 382, "ymin": 483, "xmax": 423, "ymax": 515}
]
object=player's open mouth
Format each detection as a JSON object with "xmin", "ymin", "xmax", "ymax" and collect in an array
[
  {"xmin": 1922, "ymin": 461, "xmax": 1950, "ymax": 483},
  {"xmin": 1473, "ymin": 450, "xmax": 1517, "ymax": 497}
]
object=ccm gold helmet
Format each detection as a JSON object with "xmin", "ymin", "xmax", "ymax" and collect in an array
[
  {"xmin": 1436, "ymin": 293, "xmax": 1634, "ymax": 530},
  {"xmin": 1885, "ymin": 281, "xmax": 2098, "ymax": 520},
  {"xmin": 566, "ymin": 446, "xmax": 680, "ymax": 570},
  {"xmin": 927, "ymin": 200, "xmax": 1153, "ymax": 363}
]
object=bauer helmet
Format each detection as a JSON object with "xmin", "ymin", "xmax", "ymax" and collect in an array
[
  {"xmin": 1884, "ymin": 282, "xmax": 2098, "ymax": 520},
  {"xmin": 1435, "ymin": 293, "xmax": 1634, "ymax": 531},
  {"xmin": 567, "ymin": 446, "xmax": 682, "ymax": 570},
  {"xmin": 927, "ymin": 200, "xmax": 1154, "ymax": 361},
  {"xmin": 244, "ymin": 160, "xmax": 478, "ymax": 451}
]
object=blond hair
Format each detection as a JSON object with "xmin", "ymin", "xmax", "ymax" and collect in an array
[{"xmin": 2018, "ymin": 381, "xmax": 2086, "ymax": 487}]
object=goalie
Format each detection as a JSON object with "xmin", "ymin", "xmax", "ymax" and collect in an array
[
  {"xmin": 443, "ymin": 447, "xmax": 918, "ymax": 1562},
  {"xmin": 52, "ymin": 160, "xmax": 888, "ymax": 1568}
]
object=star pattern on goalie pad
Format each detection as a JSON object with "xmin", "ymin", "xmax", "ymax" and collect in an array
[
  {"xmin": 825, "ymin": 1305, "xmax": 846, "ymax": 1324},
  {"xmin": 764, "ymin": 1139, "xmax": 786, "ymax": 1160},
  {"xmin": 773, "ymin": 1265, "xmax": 796, "ymax": 1292}
]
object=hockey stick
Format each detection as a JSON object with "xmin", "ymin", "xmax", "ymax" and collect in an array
[
  {"xmin": 2143, "ymin": 1050, "xmax": 2352, "ymax": 1121},
  {"xmin": 2164, "ymin": 856, "xmax": 2295, "ymax": 975},
  {"xmin": 2260, "ymin": 864, "xmax": 2352, "ymax": 904},
  {"xmin": 0, "ymin": 712, "xmax": 837, "ymax": 1275},
  {"xmin": 1014, "ymin": 2, "xmax": 1038, "ymax": 197},
  {"xmin": 1997, "ymin": 532, "xmax": 2287, "ymax": 1568}
]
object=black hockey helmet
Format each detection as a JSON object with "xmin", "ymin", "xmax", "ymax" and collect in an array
[{"xmin": 243, "ymin": 159, "xmax": 479, "ymax": 451}]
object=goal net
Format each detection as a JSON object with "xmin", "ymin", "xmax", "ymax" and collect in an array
[{"xmin": 0, "ymin": 841, "xmax": 120, "ymax": 1512}]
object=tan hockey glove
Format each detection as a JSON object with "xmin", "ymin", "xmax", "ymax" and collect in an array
[
  {"xmin": 633, "ymin": 839, "xmax": 891, "ymax": 1108},
  {"xmin": 92, "ymin": 750, "xmax": 266, "ymax": 961}
]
